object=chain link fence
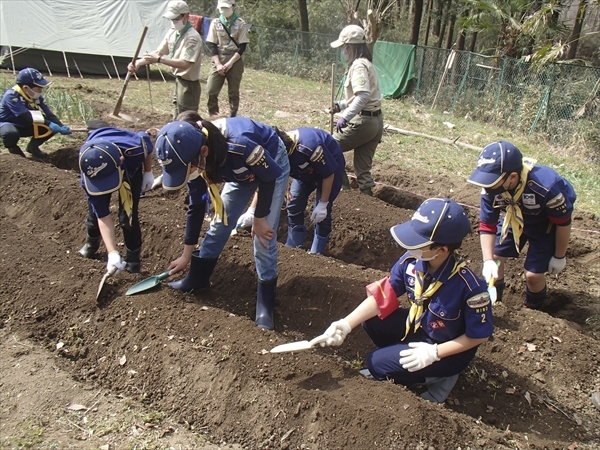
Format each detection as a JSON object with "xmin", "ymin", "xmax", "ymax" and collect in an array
[{"xmin": 242, "ymin": 25, "xmax": 600, "ymax": 149}]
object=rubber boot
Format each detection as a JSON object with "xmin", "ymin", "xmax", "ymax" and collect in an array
[
  {"xmin": 523, "ymin": 285, "xmax": 547, "ymax": 310},
  {"xmin": 309, "ymin": 233, "xmax": 329, "ymax": 255},
  {"xmin": 25, "ymin": 141, "xmax": 47, "ymax": 157},
  {"xmin": 285, "ymin": 225, "xmax": 307, "ymax": 248},
  {"xmin": 494, "ymin": 279, "xmax": 505, "ymax": 303},
  {"xmin": 7, "ymin": 146, "xmax": 25, "ymax": 157},
  {"xmin": 125, "ymin": 247, "xmax": 141, "ymax": 273},
  {"xmin": 168, "ymin": 251, "xmax": 218, "ymax": 293},
  {"xmin": 256, "ymin": 278, "xmax": 276, "ymax": 330},
  {"xmin": 78, "ymin": 235, "xmax": 101, "ymax": 258},
  {"xmin": 341, "ymin": 171, "xmax": 351, "ymax": 191},
  {"xmin": 420, "ymin": 374, "xmax": 459, "ymax": 403},
  {"xmin": 360, "ymin": 187, "xmax": 373, "ymax": 196}
]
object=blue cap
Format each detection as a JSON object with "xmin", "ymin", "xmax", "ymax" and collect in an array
[
  {"xmin": 467, "ymin": 141, "xmax": 523, "ymax": 188},
  {"xmin": 16, "ymin": 68, "xmax": 50, "ymax": 87},
  {"xmin": 390, "ymin": 198, "xmax": 471, "ymax": 249},
  {"xmin": 155, "ymin": 121, "xmax": 204, "ymax": 190},
  {"xmin": 79, "ymin": 139, "xmax": 123, "ymax": 195}
]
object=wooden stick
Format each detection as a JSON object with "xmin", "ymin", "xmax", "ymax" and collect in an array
[
  {"xmin": 42, "ymin": 55, "xmax": 53, "ymax": 76},
  {"xmin": 62, "ymin": 51, "xmax": 71, "ymax": 77},
  {"xmin": 110, "ymin": 55, "xmax": 121, "ymax": 81},
  {"xmin": 156, "ymin": 64, "xmax": 167, "ymax": 82},
  {"xmin": 384, "ymin": 124, "xmax": 482, "ymax": 152},
  {"xmin": 8, "ymin": 45, "xmax": 16, "ymax": 74},
  {"xmin": 72, "ymin": 58, "xmax": 83, "ymax": 78},
  {"xmin": 431, "ymin": 50, "xmax": 456, "ymax": 109},
  {"xmin": 330, "ymin": 63, "xmax": 336, "ymax": 134},
  {"xmin": 145, "ymin": 66, "xmax": 154, "ymax": 112},
  {"xmin": 112, "ymin": 27, "xmax": 148, "ymax": 117},
  {"xmin": 101, "ymin": 61, "xmax": 112, "ymax": 79}
]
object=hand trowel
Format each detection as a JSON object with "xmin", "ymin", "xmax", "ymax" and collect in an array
[{"xmin": 270, "ymin": 334, "xmax": 329, "ymax": 353}]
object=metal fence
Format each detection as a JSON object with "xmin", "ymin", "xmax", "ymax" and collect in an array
[{"xmin": 243, "ymin": 25, "xmax": 600, "ymax": 148}]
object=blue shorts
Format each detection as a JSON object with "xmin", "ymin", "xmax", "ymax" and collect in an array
[{"xmin": 494, "ymin": 218, "xmax": 555, "ymax": 274}]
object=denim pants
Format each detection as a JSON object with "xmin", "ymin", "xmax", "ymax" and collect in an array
[{"xmin": 199, "ymin": 139, "xmax": 290, "ymax": 281}]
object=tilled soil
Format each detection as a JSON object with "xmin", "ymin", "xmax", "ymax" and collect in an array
[{"xmin": 1, "ymin": 141, "xmax": 599, "ymax": 448}]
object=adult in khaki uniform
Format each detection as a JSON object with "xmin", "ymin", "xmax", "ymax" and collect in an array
[
  {"xmin": 329, "ymin": 25, "xmax": 383, "ymax": 196},
  {"xmin": 128, "ymin": 0, "xmax": 202, "ymax": 118},
  {"xmin": 205, "ymin": 0, "xmax": 249, "ymax": 118}
]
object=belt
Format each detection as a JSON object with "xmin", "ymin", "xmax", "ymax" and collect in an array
[{"xmin": 360, "ymin": 109, "xmax": 382, "ymax": 117}]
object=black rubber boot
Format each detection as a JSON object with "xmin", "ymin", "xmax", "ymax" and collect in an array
[
  {"xmin": 523, "ymin": 285, "xmax": 547, "ymax": 310},
  {"xmin": 256, "ymin": 278, "xmax": 276, "ymax": 330},
  {"xmin": 78, "ymin": 235, "xmax": 101, "ymax": 258},
  {"xmin": 494, "ymin": 279, "xmax": 505, "ymax": 303},
  {"xmin": 168, "ymin": 251, "xmax": 218, "ymax": 293},
  {"xmin": 7, "ymin": 146, "xmax": 25, "ymax": 157},
  {"xmin": 25, "ymin": 141, "xmax": 48, "ymax": 157},
  {"xmin": 341, "ymin": 171, "xmax": 351, "ymax": 190},
  {"xmin": 125, "ymin": 247, "xmax": 141, "ymax": 273}
]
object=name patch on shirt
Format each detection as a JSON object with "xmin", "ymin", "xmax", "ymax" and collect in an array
[{"xmin": 466, "ymin": 292, "xmax": 490, "ymax": 309}]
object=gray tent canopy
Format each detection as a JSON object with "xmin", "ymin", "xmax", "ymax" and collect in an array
[{"xmin": 0, "ymin": 0, "xmax": 172, "ymax": 77}]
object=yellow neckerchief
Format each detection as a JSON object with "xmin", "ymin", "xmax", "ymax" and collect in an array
[
  {"xmin": 200, "ymin": 172, "xmax": 227, "ymax": 226},
  {"xmin": 403, "ymin": 253, "xmax": 466, "ymax": 340},
  {"xmin": 118, "ymin": 176, "xmax": 133, "ymax": 226},
  {"xmin": 197, "ymin": 125, "xmax": 228, "ymax": 226},
  {"xmin": 13, "ymin": 85, "xmax": 42, "ymax": 111},
  {"xmin": 499, "ymin": 158, "xmax": 536, "ymax": 253},
  {"xmin": 285, "ymin": 130, "xmax": 299, "ymax": 155}
]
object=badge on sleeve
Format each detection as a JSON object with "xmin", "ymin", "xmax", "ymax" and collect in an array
[
  {"xmin": 309, "ymin": 145, "xmax": 324, "ymax": 163},
  {"xmin": 246, "ymin": 145, "xmax": 266, "ymax": 166},
  {"xmin": 466, "ymin": 292, "xmax": 491, "ymax": 308}
]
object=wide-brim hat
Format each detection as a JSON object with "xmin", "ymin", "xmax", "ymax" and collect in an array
[
  {"xmin": 330, "ymin": 25, "xmax": 366, "ymax": 48},
  {"xmin": 79, "ymin": 140, "xmax": 122, "ymax": 195},
  {"xmin": 467, "ymin": 141, "xmax": 523, "ymax": 188},
  {"xmin": 390, "ymin": 198, "xmax": 471, "ymax": 249},
  {"xmin": 155, "ymin": 121, "xmax": 204, "ymax": 190},
  {"xmin": 164, "ymin": 0, "xmax": 190, "ymax": 19}
]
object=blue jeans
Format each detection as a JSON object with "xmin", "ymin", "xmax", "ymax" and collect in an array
[
  {"xmin": 199, "ymin": 139, "xmax": 290, "ymax": 281},
  {"xmin": 286, "ymin": 174, "xmax": 343, "ymax": 237}
]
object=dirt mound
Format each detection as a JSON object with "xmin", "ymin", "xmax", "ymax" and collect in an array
[{"xmin": 1, "ymin": 151, "xmax": 599, "ymax": 449}]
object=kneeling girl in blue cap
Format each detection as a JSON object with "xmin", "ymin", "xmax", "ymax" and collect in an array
[
  {"xmin": 317, "ymin": 198, "xmax": 493, "ymax": 403},
  {"xmin": 78, "ymin": 124, "xmax": 155, "ymax": 274}
]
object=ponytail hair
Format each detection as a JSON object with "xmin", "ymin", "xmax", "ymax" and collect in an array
[{"xmin": 175, "ymin": 111, "xmax": 229, "ymax": 183}]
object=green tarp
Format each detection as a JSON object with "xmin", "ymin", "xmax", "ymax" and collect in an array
[{"xmin": 373, "ymin": 41, "xmax": 416, "ymax": 98}]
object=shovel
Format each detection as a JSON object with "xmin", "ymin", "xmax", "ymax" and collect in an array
[
  {"xmin": 488, "ymin": 277, "xmax": 497, "ymax": 304},
  {"xmin": 96, "ymin": 266, "xmax": 117, "ymax": 301},
  {"xmin": 270, "ymin": 334, "xmax": 329, "ymax": 353},
  {"xmin": 125, "ymin": 271, "xmax": 170, "ymax": 295}
]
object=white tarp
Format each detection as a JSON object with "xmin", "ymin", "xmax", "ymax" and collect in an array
[{"xmin": 0, "ymin": 0, "xmax": 172, "ymax": 58}]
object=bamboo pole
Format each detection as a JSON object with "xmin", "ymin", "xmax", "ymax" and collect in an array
[{"xmin": 383, "ymin": 124, "xmax": 482, "ymax": 152}]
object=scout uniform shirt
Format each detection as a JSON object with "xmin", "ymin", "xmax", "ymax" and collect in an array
[
  {"xmin": 206, "ymin": 15, "xmax": 249, "ymax": 56},
  {"xmin": 0, "ymin": 87, "xmax": 61, "ymax": 129},
  {"xmin": 157, "ymin": 24, "xmax": 202, "ymax": 81},
  {"xmin": 478, "ymin": 164, "xmax": 577, "ymax": 234},
  {"xmin": 287, "ymin": 128, "xmax": 344, "ymax": 184},
  {"xmin": 345, "ymin": 57, "xmax": 382, "ymax": 112},
  {"xmin": 212, "ymin": 117, "xmax": 284, "ymax": 185},
  {"xmin": 369, "ymin": 253, "xmax": 494, "ymax": 343},
  {"xmin": 80, "ymin": 128, "xmax": 153, "ymax": 218}
]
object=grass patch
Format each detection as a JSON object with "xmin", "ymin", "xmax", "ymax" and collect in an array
[{"xmin": 1, "ymin": 65, "xmax": 598, "ymax": 215}]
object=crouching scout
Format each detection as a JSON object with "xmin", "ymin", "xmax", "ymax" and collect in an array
[{"xmin": 318, "ymin": 198, "xmax": 493, "ymax": 403}]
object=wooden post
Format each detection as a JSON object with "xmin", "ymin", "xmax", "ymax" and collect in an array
[{"xmin": 431, "ymin": 50, "xmax": 455, "ymax": 109}]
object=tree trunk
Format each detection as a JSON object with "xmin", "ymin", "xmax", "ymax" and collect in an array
[
  {"xmin": 433, "ymin": 0, "xmax": 443, "ymax": 36},
  {"xmin": 410, "ymin": 0, "xmax": 424, "ymax": 45},
  {"xmin": 423, "ymin": 0, "xmax": 434, "ymax": 46},
  {"xmin": 566, "ymin": 0, "xmax": 587, "ymax": 60},
  {"xmin": 298, "ymin": 0, "xmax": 310, "ymax": 55},
  {"xmin": 445, "ymin": 13, "xmax": 456, "ymax": 49},
  {"xmin": 468, "ymin": 31, "xmax": 478, "ymax": 52}
]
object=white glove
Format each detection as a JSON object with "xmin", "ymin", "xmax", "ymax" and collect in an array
[
  {"xmin": 107, "ymin": 251, "xmax": 125, "ymax": 274},
  {"xmin": 236, "ymin": 207, "xmax": 255, "ymax": 230},
  {"xmin": 141, "ymin": 171, "xmax": 155, "ymax": 192},
  {"xmin": 548, "ymin": 256, "xmax": 566, "ymax": 274},
  {"xmin": 482, "ymin": 259, "xmax": 499, "ymax": 283},
  {"xmin": 320, "ymin": 318, "xmax": 352, "ymax": 347},
  {"xmin": 399, "ymin": 342, "xmax": 440, "ymax": 372},
  {"xmin": 310, "ymin": 201, "xmax": 329, "ymax": 224}
]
